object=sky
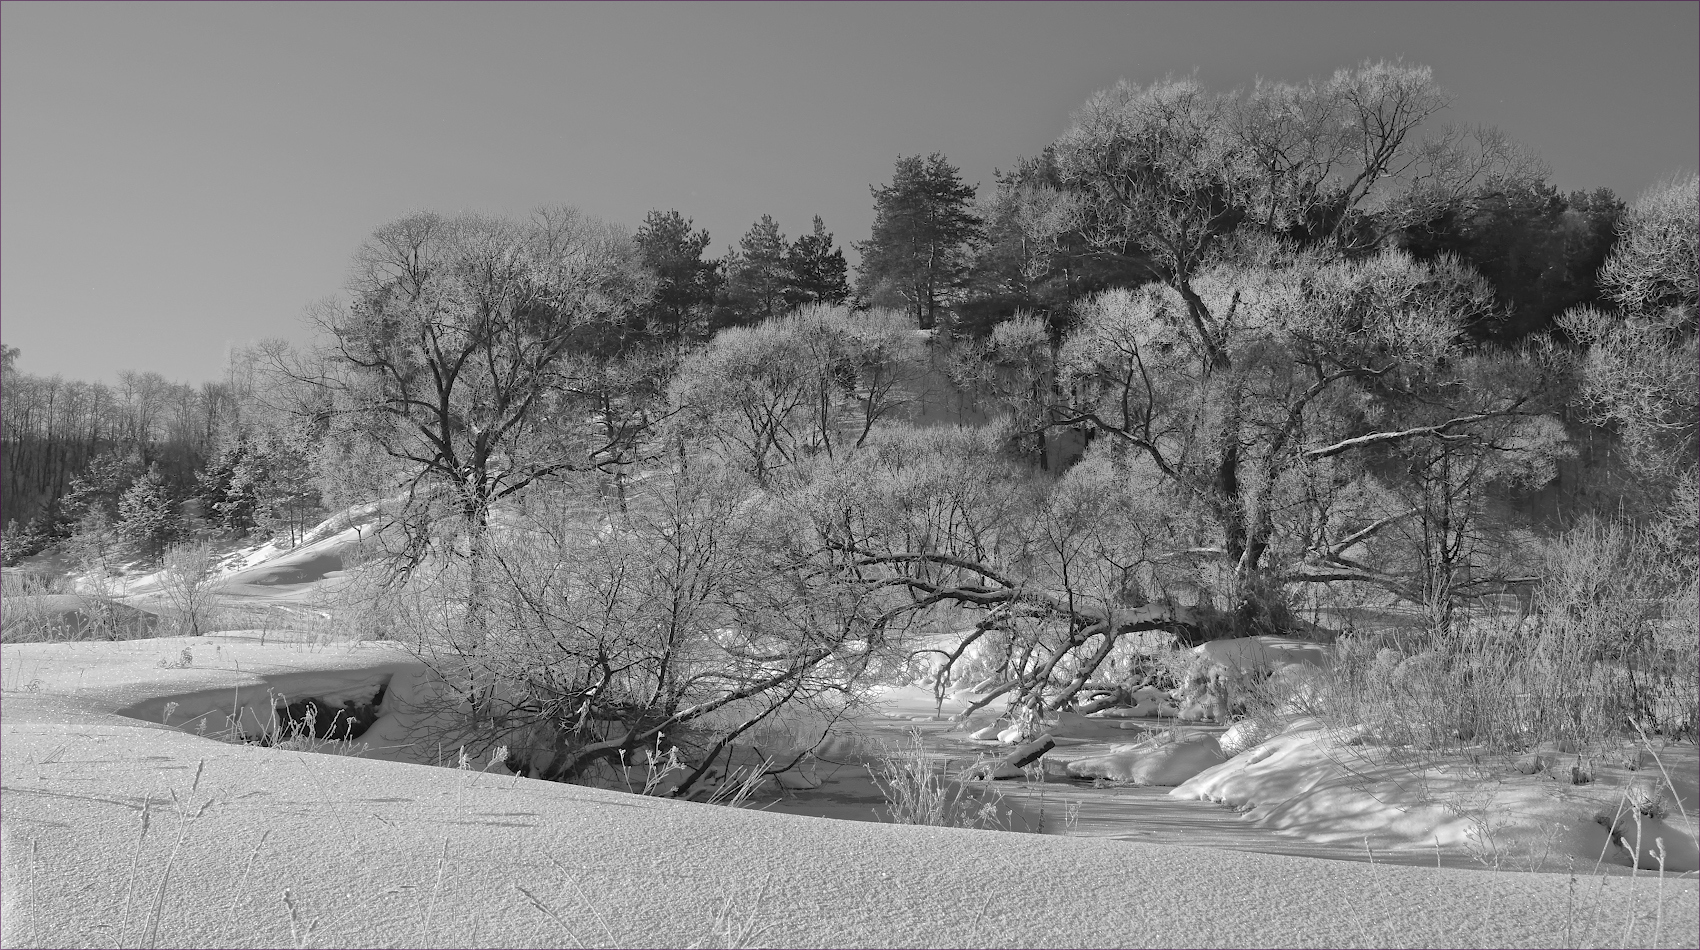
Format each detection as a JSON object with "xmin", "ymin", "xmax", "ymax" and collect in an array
[{"xmin": 3, "ymin": 1, "xmax": 1696, "ymax": 385}]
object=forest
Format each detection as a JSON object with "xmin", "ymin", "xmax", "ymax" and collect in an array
[{"xmin": 3, "ymin": 61, "xmax": 1695, "ymax": 794}]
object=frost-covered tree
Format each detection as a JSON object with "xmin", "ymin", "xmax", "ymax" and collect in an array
[
  {"xmin": 980, "ymin": 63, "xmax": 1557, "ymax": 632},
  {"xmin": 1050, "ymin": 62, "xmax": 1541, "ymax": 359},
  {"xmin": 1055, "ymin": 249, "xmax": 1566, "ymax": 631},
  {"xmin": 670, "ymin": 306, "xmax": 923, "ymax": 484},
  {"xmin": 310, "ymin": 207, "xmax": 653, "ymax": 541},
  {"xmin": 1560, "ymin": 173, "xmax": 1698, "ymax": 477},
  {"xmin": 799, "ymin": 423, "xmax": 1187, "ymax": 714},
  {"xmin": 115, "ymin": 465, "xmax": 179, "ymax": 564},
  {"xmin": 945, "ymin": 313, "xmax": 1058, "ymax": 467},
  {"xmin": 388, "ymin": 461, "xmax": 897, "ymax": 797},
  {"xmin": 301, "ymin": 208, "xmax": 653, "ymax": 646}
]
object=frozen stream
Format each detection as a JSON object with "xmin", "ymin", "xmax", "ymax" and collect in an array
[
  {"xmin": 109, "ymin": 633, "xmax": 1674, "ymax": 878},
  {"xmin": 760, "ymin": 685, "xmax": 1491, "ymax": 871}
]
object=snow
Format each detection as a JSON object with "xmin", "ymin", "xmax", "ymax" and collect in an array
[
  {"xmin": 1172, "ymin": 718, "xmax": 1700, "ymax": 874},
  {"xmin": 1193, "ymin": 635, "xmax": 1330, "ymax": 672},
  {"xmin": 1219, "ymin": 717, "xmax": 1276, "ymax": 757},
  {"xmin": 3, "ymin": 640, "xmax": 1697, "ymax": 948},
  {"xmin": 1065, "ymin": 733, "xmax": 1226, "ymax": 786}
]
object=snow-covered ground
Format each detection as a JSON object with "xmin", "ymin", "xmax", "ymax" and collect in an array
[
  {"xmin": 3, "ymin": 513, "xmax": 1696, "ymax": 947},
  {"xmin": 763, "ymin": 682, "xmax": 1698, "ymax": 875},
  {"xmin": 5, "ymin": 635, "xmax": 1697, "ymax": 949}
]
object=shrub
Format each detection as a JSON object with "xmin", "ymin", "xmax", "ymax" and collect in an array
[
  {"xmin": 1251, "ymin": 514, "xmax": 1698, "ymax": 756},
  {"xmin": 158, "ymin": 543, "xmax": 219, "ymax": 637},
  {"xmin": 1527, "ymin": 518, "xmax": 1697, "ymax": 743}
]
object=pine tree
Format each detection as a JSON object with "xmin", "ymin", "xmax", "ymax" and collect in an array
[
  {"xmin": 197, "ymin": 436, "xmax": 261, "ymax": 533},
  {"xmin": 58, "ymin": 449, "xmax": 145, "ymax": 537},
  {"xmin": 855, "ymin": 154, "xmax": 983, "ymax": 329},
  {"xmin": 784, "ymin": 216, "xmax": 851, "ymax": 309},
  {"xmin": 0, "ymin": 517, "xmax": 51, "ymax": 565},
  {"xmin": 115, "ymin": 465, "xmax": 179, "ymax": 564},
  {"xmin": 633, "ymin": 209, "xmax": 721, "ymax": 352},
  {"xmin": 719, "ymin": 215, "xmax": 790, "ymax": 327},
  {"xmin": 236, "ymin": 425, "xmax": 323, "ymax": 546}
]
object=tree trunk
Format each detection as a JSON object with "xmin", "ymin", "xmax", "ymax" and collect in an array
[{"xmin": 462, "ymin": 488, "xmax": 490, "ymax": 651}]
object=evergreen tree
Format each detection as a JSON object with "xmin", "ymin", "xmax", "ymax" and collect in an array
[
  {"xmin": 235, "ymin": 424, "xmax": 323, "ymax": 545},
  {"xmin": 1397, "ymin": 181, "xmax": 1624, "ymax": 340},
  {"xmin": 115, "ymin": 464, "xmax": 179, "ymax": 564},
  {"xmin": 855, "ymin": 154, "xmax": 983, "ymax": 330},
  {"xmin": 718, "ymin": 215, "xmax": 790, "ymax": 327},
  {"xmin": 58, "ymin": 449, "xmax": 145, "ymax": 536},
  {"xmin": 784, "ymin": 216, "xmax": 851, "ymax": 309},
  {"xmin": 633, "ymin": 209, "xmax": 721, "ymax": 352},
  {"xmin": 197, "ymin": 435, "xmax": 261, "ymax": 533},
  {"xmin": 0, "ymin": 516, "xmax": 52, "ymax": 565}
]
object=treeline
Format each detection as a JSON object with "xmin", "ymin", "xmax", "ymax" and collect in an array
[
  {"xmin": 0, "ymin": 357, "xmax": 226, "ymax": 556},
  {"xmin": 0, "ymin": 341, "xmax": 324, "ymax": 564},
  {"xmin": 0, "ymin": 202, "xmax": 854, "ymax": 565},
  {"xmin": 853, "ymin": 144, "xmax": 1625, "ymax": 348}
]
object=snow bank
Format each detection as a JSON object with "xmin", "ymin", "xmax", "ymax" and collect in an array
[
  {"xmin": 1194, "ymin": 635, "xmax": 1328, "ymax": 672},
  {"xmin": 1173, "ymin": 718, "xmax": 1700, "ymax": 872},
  {"xmin": 1066, "ymin": 733, "xmax": 1225, "ymax": 786}
]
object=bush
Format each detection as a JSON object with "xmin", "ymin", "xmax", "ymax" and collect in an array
[
  {"xmin": 1253, "ymin": 515, "xmax": 1698, "ymax": 755},
  {"xmin": 1527, "ymin": 518, "xmax": 1697, "ymax": 743},
  {"xmin": 158, "ymin": 543, "xmax": 219, "ymax": 637}
]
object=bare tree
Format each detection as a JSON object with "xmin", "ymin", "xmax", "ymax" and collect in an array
[{"xmin": 299, "ymin": 208, "xmax": 653, "ymax": 641}]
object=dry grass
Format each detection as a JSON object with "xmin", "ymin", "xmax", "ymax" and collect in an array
[
  {"xmin": 867, "ymin": 729, "xmax": 1021, "ymax": 831},
  {"xmin": 1, "ymin": 570, "xmax": 163, "ymax": 643}
]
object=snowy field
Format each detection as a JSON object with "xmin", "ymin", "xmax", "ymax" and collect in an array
[{"xmin": 2, "ymin": 518, "xmax": 1696, "ymax": 948}]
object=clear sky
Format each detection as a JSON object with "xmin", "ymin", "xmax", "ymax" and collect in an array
[{"xmin": 3, "ymin": 1, "xmax": 1696, "ymax": 385}]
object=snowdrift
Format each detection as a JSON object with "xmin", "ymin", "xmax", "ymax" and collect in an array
[{"xmin": 1172, "ymin": 718, "xmax": 1700, "ymax": 874}]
